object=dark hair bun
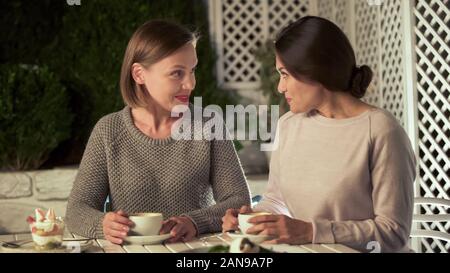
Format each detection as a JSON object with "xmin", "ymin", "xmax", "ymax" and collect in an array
[{"xmin": 350, "ymin": 65, "xmax": 373, "ymax": 98}]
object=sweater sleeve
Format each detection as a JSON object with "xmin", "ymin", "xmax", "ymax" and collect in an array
[
  {"xmin": 182, "ymin": 136, "xmax": 251, "ymax": 235},
  {"xmin": 65, "ymin": 119, "xmax": 109, "ymax": 238},
  {"xmin": 312, "ymin": 125, "xmax": 416, "ymax": 252}
]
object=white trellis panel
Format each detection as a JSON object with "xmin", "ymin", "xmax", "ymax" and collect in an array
[
  {"xmin": 209, "ymin": 0, "xmax": 312, "ymax": 90},
  {"xmin": 267, "ymin": 0, "xmax": 310, "ymax": 38},
  {"xmin": 316, "ymin": 0, "xmax": 353, "ymax": 44},
  {"xmin": 380, "ymin": 0, "xmax": 406, "ymax": 127},
  {"xmin": 413, "ymin": 0, "xmax": 450, "ymax": 253},
  {"xmin": 317, "ymin": 0, "xmax": 334, "ymax": 21},
  {"xmin": 354, "ymin": 0, "xmax": 406, "ymax": 126},
  {"xmin": 335, "ymin": 0, "xmax": 353, "ymax": 40},
  {"xmin": 354, "ymin": 0, "xmax": 381, "ymax": 108},
  {"xmin": 213, "ymin": 0, "xmax": 265, "ymax": 88}
]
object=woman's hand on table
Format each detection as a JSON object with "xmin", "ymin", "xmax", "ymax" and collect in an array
[
  {"xmin": 221, "ymin": 205, "xmax": 253, "ymax": 232},
  {"xmin": 246, "ymin": 214, "xmax": 313, "ymax": 245},
  {"xmin": 160, "ymin": 216, "xmax": 197, "ymax": 243},
  {"xmin": 102, "ymin": 210, "xmax": 133, "ymax": 244}
]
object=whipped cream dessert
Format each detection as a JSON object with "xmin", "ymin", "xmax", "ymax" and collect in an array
[
  {"xmin": 27, "ymin": 208, "xmax": 65, "ymax": 250},
  {"xmin": 229, "ymin": 237, "xmax": 261, "ymax": 253}
]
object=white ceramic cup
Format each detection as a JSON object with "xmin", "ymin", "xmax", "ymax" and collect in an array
[
  {"xmin": 238, "ymin": 212, "xmax": 272, "ymax": 234},
  {"xmin": 129, "ymin": 213, "xmax": 163, "ymax": 236}
]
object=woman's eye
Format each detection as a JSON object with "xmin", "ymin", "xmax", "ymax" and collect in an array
[{"xmin": 170, "ymin": 70, "xmax": 184, "ymax": 78}]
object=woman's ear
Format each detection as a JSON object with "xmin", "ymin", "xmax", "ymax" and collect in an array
[{"xmin": 131, "ymin": 63, "xmax": 146, "ymax": 84}]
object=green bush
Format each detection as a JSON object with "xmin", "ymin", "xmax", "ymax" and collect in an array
[
  {"xmin": 0, "ymin": 64, "xmax": 73, "ymax": 170},
  {"xmin": 0, "ymin": 0, "xmax": 64, "ymax": 64},
  {"xmin": 1, "ymin": 0, "xmax": 242, "ymax": 166}
]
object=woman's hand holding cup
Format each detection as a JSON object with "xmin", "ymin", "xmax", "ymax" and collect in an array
[
  {"xmin": 102, "ymin": 210, "xmax": 133, "ymax": 244},
  {"xmin": 221, "ymin": 205, "xmax": 253, "ymax": 232}
]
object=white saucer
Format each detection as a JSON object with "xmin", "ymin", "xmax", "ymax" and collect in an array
[
  {"xmin": 179, "ymin": 246, "xmax": 217, "ymax": 253},
  {"xmin": 123, "ymin": 234, "xmax": 172, "ymax": 245},
  {"xmin": 227, "ymin": 232, "xmax": 272, "ymax": 244},
  {"xmin": 0, "ymin": 240, "xmax": 94, "ymax": 253}
]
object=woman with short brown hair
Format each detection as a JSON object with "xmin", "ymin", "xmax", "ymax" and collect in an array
[{"xmin": 66, "ymin": 20, "xmax": 250, "ymax": 244}]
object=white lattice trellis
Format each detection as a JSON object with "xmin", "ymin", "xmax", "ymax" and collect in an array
[
  {"xmin": 209, "ymin": 0, "xmax": 311, "ymax": 89},
  {"xmin": 354, "ymin": 0, "xmax": 381, "ymax": 107},
  {"xmin": 219, "ymin": 0, "xmax": 265, "ymax": 85},
  {"xmin": 268, "ymin": 0, "xmax": 310, "ymax": 38},
  {"xmin": 317, "ymin": 0, "xmax": 334, "ymax": 21},
  {"xmin": 414, "ymin": 0, "xmax": 450, "ymax": 253},
  {"xmin": 353, "ymin": 0, "xmax": 406, "ymax": 126},
  {"xmin": 380, "ymin": 0, "xmax": 406, "ymax": 127},
  {"xmin": 317, "ymin": 0, "xmax": 353, "ymax": 42}
]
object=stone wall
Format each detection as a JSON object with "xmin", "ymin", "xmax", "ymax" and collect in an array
[
  {"xmin": 0, "ymin": 166, "xmax": 268, "ymax": 235},
  {"xmin": 0, "ymin": 167, "xmax": 78, "ymax": 234}
]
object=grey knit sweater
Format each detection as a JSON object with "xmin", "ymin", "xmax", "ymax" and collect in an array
[{"xmin": 65, "ymin": 106, "xmax": 251, "ymax": 238}]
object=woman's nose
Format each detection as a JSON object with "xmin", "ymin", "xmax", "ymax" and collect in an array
[
  {"xmin": 277, "ymin": 80, "xmax": 286, "ymax": 94},
  {"xmin": 183, "ymin": 76, "xmax": 195, "ymax": 90}
]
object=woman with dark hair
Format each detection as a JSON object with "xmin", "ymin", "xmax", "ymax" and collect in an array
[{"xmin": 222, "ymin": 16, "xmax": 416, "ymax": 253}]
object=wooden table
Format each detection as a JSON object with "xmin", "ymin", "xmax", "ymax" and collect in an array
[{"xmin": 0, "ymin": 232, "xmax": 359, "ymax": 253}]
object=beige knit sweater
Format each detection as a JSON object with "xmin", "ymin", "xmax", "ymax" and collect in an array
[
  {"xmin": 255, "ymin": 108, "xmax": 416, "ymax": 253},
  {"xmin": 65, "ymin": 106, "xmax": 251, "ymax": 238}
]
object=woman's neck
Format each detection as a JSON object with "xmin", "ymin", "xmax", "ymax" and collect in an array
[
  {"xmin": 131, "ymin": 103, "xmax": 179, "ymax": 138},
  {"xmin": 315, "ymin": 92, "xmax": 373, "ymax": 119}
]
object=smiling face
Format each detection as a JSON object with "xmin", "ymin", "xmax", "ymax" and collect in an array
[
  {"xmin": 131, "ymin": 43, "xmax": 197, "ymax": 112},
  {"xmin": 275, "ymin": 55, "xmax": 325, "ymax": 114}
]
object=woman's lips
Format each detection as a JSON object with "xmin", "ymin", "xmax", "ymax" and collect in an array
[
  {"xmin": 175, "ymin": 95, "xmax": 189, "ymax": 103},
  {"xmin": 286, "ymin": 98, "xmax": 292, "ymax": 103}
]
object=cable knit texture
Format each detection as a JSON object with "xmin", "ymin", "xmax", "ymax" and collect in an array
[{"xmin": 66, "ymin": 106, "xmax": 251, "ymax": 238}]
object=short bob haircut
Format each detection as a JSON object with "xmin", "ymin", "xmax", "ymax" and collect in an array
[{"xmin": 120, "ymin": 20, "xmax": 198, "ymax": 108}]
